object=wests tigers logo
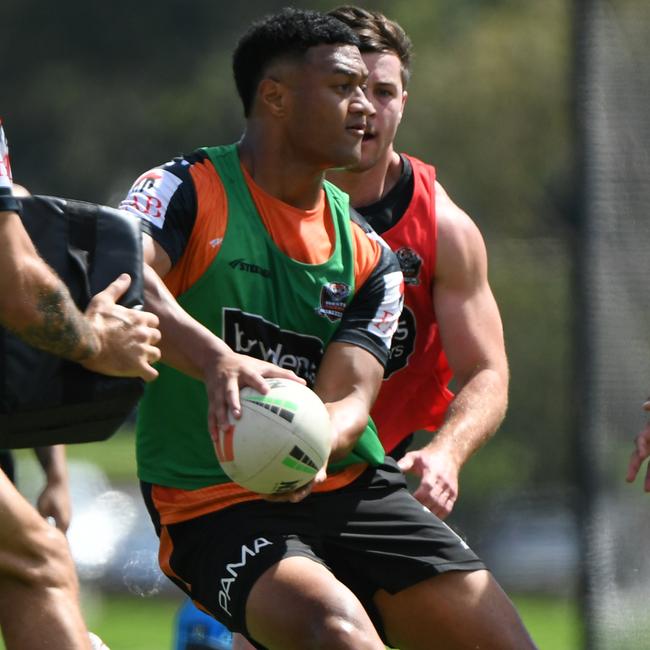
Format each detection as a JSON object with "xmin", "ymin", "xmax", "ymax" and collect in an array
[{"xmin": 396, "ymin": 247, "xmax": 422, "ymax": 286}]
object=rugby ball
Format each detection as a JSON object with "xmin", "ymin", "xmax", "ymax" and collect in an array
[{"xmin": 213, "ymin": 378, "xmax": 332, "ymax": 494}]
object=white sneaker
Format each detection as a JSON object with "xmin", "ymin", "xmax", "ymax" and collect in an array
[{"xmin": 89, "ymin": 632, "xmax": 110, "ymax": 650}]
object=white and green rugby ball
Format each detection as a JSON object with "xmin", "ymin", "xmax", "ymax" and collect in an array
[{"xmin": 214, "ymin": 378, "xmax": 332, "ymax": 494}]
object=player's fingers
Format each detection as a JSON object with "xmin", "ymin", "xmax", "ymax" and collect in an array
[
  {"xmin": 138, "ymin": 362, "xmax": 159, "ymax": 383},
  {"xmin": 53, "ymin": 514, "xmax": 67, "ymax": 532},
  {"xmin": 124, "ymin": 306, "xmax": 160, "ymax": 330},
  {"xmin": 207, "ymin": 400, "xmax": 230, "ymax": 443},
  {"xmin": 146, "ymin": 343, "xmax": 161, "ymax": 363},
  {"xmin": 626, "ymin": 452, "xmax": 641, "ymax": 482},
  {"xmin": 225, "ymin": 377, "xmax": 242, "ymax": 419},
  {"xmin": 94, "ymin": 273, "xmax": 131, "ymax": 304},
  {"xmin": 126, "ymin": 323, "xmax": 162, "ymax": 348},
  {"xmin": 441, "ymin": 494, "xmax": 456, "ymax": 519},
  {"xmin": 149, "ymin": 325, "xmax": 162, "ymax": 345},
  {"xmin": 433, "ymin": 503, "xmax": 450, "ymax": 520},
  {"xmin": 638, "ymin": 433, "xmax": 650, "ymax": 458},
  {"xmin": 287, "ymin": 481, "xmax": 314, "ymax": 503},
  {"xmin": 239, "ymin": 370, "xmax": 269, "ymax": 396},
  {"xmin": 411, "ymin": 484, "xmax": 436, "ymax": 514},
  {"xmin": 262, "ymin": 367, "xmax": 306, "ymax": 385},
  {"xmin": 428, "ymin": 479, "xmax": 445, "ymax": 502},
  {"xmin": 643, "ymin": 399, "xmax": 650, "ymax": 411},
  {"xmin": 427, "ymin": 497, "xmax": 446, "ymax": 519},
  {"xmin": 140, "ymin": 311, "xmax": 160, "ymax": 329},
  {"xmin": 127, "ymin": 313, "xmax": 161, "ymax": 340},
  {"xmin": 397, "ymin": 454, "xmax": 415, "ymax": 473},
  {"xmin": 314, "ymin": 465, "xmax": 327, "ymax": 485},
  {"xmin": 430, "ymin": 498, "xmax": 449, "ymax": 519},
  {"xmin": 264, "ymin": 478, "xmax": 316, "ymax": 504}
]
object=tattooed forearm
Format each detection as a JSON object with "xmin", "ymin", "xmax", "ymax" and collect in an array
[{"xmin": 15, "ymin": 286, "xmax": 98, "ymax": 361}]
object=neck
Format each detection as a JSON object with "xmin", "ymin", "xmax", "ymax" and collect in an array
[
  {"xmin": 238, "ymin": 127, "xmax": 325, "ymax": 210},
  {"xmin": 329, "ymin": 150, "xmax": 402, "ymax": 209}
]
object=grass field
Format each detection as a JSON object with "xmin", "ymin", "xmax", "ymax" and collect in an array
[{"xmin": 0, "ymin": 592, "xmax": 582, "ymax": 650}]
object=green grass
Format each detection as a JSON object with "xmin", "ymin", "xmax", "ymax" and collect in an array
[
  {"xmin": 65, "ymin": 426, "xmax": 139, "ymax": 482},
  {"xmin": 513, "ymin": 594, "xmax": 582, "ymax": 649},
  {"xmin": 0, "ymin": 593, "xmax": 184, "ymax": 650},
  {"xmin": 84, "ymin": 593, "xmax": 183, "ymax": 650},
  {"xmin": 2, "ymin": 593, "xmax": 581, "ymax": 650}
]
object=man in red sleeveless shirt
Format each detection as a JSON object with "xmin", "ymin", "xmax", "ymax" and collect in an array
[{"xmin": 328, "ymin": 6, "xmax": 509, "ymax": 520}]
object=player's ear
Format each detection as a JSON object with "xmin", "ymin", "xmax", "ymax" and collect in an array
[
  {"xmin": 399, "ymin": 90, "xmax": 408, "ymax": 120},
  {"xmin": 258, "ymin": 77, "xmax": 288, "ymax": 118}
]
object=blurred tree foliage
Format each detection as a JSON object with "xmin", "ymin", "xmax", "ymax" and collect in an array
[{"xmin": 2, "ymin": 0, "xmax": 575, "ymax": 511}]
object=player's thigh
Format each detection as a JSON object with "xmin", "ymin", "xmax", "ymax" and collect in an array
[
  {"xmin": 374, "ymin": 569, "xmax": 537, "ymax": 650},
  {"xmin": 246, "ymin": 555, "xmax": 384, "ymax": 650}
]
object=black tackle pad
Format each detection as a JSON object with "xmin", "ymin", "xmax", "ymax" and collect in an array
[{"xmin": 0, "ymin": 196, "xmax": 145, "ymax": 448}]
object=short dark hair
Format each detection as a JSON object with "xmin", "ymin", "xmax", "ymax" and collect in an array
[
  {"xmin": 328, "ymin": 6, "xmax": 413, "ymax": 88},
  {"xmin": 232, "ymin": 7, "xmax": 361, "ymax": 117}
]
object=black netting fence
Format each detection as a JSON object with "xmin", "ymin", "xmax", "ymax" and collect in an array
[{"xmin": 574, "ymin": 0, "xmax": 650, "ymax": 648}]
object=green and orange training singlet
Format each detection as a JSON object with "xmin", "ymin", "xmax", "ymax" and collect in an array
[{"xmin": 121, "ymin": 144, "xmax": 403, "ymax": 522}]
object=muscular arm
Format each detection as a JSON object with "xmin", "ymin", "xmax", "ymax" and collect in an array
[
  {"xmin": 431, "ymin": 184, "xmax": 508, "ymax": 463},
  {"xmin": 0, "ymin": 210, "xmax": 98, "ymax": 361},
  {"xmin": 399, "ymin": 182, "xmax": 508, "ymax": 516},
  {"xmin": 0, "ymin": 209, "xmax": 161, "ymax": 380}
]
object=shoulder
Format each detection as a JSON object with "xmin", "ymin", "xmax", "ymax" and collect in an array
[
  {"xmin": 349, "ymin": 207, "xmax": 394, "ymax": 255},
  {"xmin": 435, "ymin": 180, "xmax": 489, "ymax": 283},
  {"xmin": 403, "ymin": 153, "xmax": 435, "ymax": 184},
  {"xmin": 121, "ymin": 149, "xmax": 220, "ymax": 226},
  {"xmin": 126, "ymin": 149, "xmax": 212, "ymax": 194},
  {"xmin": 349, "ymin": 208, "xmax": 400, "ymax": 278},
  {"xmin": 11, "ymin": 183, "xmax": 30, "ymax": 197}
]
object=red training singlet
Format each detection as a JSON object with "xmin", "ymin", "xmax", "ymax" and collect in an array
[{"xmin": 370, "ymin": 155, "xmax": 454, "ymax": 452}]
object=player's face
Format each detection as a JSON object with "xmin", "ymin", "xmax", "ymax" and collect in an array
[
  {"xmin": 356, "ymin": 52, "xmax": 407, "ymax": 171},
  {"xmin": 284, "ymin": 44, "xmax": 375, "ymax": 170}
]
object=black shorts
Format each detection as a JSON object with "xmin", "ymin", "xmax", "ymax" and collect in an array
[{"xmin": 142, "ymin": 458, "xmax": 484, "ymax": 643}]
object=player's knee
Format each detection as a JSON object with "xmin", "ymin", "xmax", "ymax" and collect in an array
[
  {"xmin": 306, "ymin": 611, "xmax": 381, "ymax": 650},
  {"xmin": 36, "ymin": 527, "xmax": 77, "ymax": 589},
  {"xmin": 14, "ymin": 525, "xmax": 77, "ymax": 591}
]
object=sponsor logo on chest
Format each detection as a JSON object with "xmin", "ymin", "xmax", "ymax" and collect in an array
[{"xmin": 223, "ymin": 308, "xmax": 323, "ymax": 385}]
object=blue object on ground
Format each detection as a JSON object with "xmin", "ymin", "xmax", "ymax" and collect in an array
[{"xmin": 175, "ymin": 598, "xmax": 233, "ymax": 650}]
